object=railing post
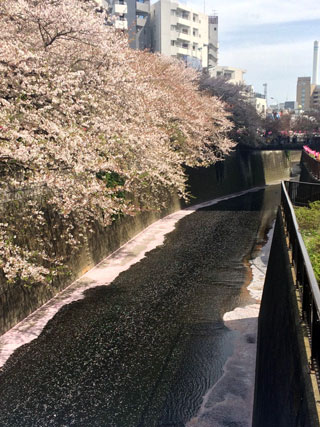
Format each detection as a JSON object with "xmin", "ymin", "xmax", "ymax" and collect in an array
[{"xmin": 281, "ymin": 180, "xmax": 320, "ymax": 389}]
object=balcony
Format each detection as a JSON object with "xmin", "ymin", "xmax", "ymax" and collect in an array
[
  {"xmin": 114, "ymin": 19, "xmax": 128, "ymax": 29},
  {"xmin": 177, "ymin": 46, "xmax": 191, "ymax": 55},
  {"xmin": 136, "ymin": 16, "xmax": 147, "ymax": 27},
  {"xmin": 176, "ymin": 16, "xmax": 191, "ymax": 27},
  {"xmin": 177, "ymin": 31, "xmax": 191, "ymax": 42},
  {"xmin": 136, "ymin": 1, "xmax": 149, "ymax": 14},
  {"xmin": 114, "ymin": 3, "xmax": 127, "ymax": 14}
]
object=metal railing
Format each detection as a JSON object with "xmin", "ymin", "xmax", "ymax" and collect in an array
[
  {"xmin": 285, "ymin": 180, "xmax": 320, "ymax": 206},
  {"xmin": 302, "ymin": 149, "xmax": 320, "ymax": 181},
  {"xmin": 281, "ymin": 181, "xmax": 320, "ymax": 380}
]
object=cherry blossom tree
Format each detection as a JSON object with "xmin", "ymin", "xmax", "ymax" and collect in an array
[
  {"xmin": 0, "ymin": 0, "xmax": 234, "ymax": 285},
  {"xmin": 199, "ymin": 76, "xmax": 262, "ymax": 147}
]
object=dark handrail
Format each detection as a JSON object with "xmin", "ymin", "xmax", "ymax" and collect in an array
[
  {"xmin": 281, "ymin": 181, "xmax": 320, "ymax": 375},
  {"xmin": 284, "ymin": 180, "xmax": 320, "ymax": 206}
]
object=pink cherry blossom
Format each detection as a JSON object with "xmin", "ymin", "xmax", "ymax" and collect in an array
[{"xmin": 0, "ymin": 0, "xmax": 234, "ymax": 284}]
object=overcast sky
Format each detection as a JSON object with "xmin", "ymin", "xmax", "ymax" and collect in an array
[{"xmin": 186, "ymin": 0, "xmax": 320, "ymax": 104}]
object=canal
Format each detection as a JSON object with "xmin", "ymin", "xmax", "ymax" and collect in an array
[{"xmin": 0, "ymin": 150, "xmax": 301, "ymax": 426}]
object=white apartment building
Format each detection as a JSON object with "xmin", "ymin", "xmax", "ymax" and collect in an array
[
  {"xmin": 150, "ymin": 0, "xmax": 218, "ymax": 70},
  {"xmin": 253, "ymin": 93, "xmax": 267, "ymax": 117},
  {"xmin": 95, "ymin": 0, "xmax": 152, "ymax": 50},
  {"xmin": 209, "ymin": 66, "xmax": 246, "ymax": 84}
]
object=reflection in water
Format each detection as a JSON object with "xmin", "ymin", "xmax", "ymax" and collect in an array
[{"xmin": 0, "ymin": 151, "xmax": 301, "ymax": 427}]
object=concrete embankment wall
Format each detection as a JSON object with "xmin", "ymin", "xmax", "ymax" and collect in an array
[
  {"xmin": 252, "ymin": 209, "xmax": 319, "ymax": 427},
  {"xmin": 0, "ymin": 196, "xmax": 181, "ymax": 335},
  {"xmin": 0, "ymin": 149, "xmax": 295, "ymax": 335}
]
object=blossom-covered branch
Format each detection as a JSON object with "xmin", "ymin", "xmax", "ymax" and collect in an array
[{"xmin": 0, "ymin": 0, "xmax": 234, "ymax": 285}]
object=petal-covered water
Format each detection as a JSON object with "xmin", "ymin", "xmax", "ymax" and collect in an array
[
  {"xmin": 0, "ymin": 187, "xmax": 277, "ymax": 427},
  {"xmin": 0, "ymin": 150, "xmax": 301, "ymax": 426}
]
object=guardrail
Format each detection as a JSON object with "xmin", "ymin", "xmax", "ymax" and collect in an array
[
  {"xmin": 285, "ymin": 180, "xmax": 320, "ymax": 206},
  {"xmin": 281, "ymin": 180, "xmax": 320, "ymax": 381},
  {"xmin": 302, "ymin": 149, "xmax": 320, "ymax": 181}
]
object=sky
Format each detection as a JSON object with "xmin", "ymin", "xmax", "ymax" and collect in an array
[{"xmin": 186, "ymin": 0, "xmax": 320, "ymax": 104}]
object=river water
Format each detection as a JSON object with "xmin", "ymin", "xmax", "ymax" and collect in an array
[{"xmin": 0, "ymin": 150, "xmax": 301, "ymax": 426}]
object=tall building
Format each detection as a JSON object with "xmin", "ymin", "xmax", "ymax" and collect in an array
[
  {"xmin": 150, "ymin": 0, "xmax": 218, "ymax": 70},
  {"xmin": 296, "ymin": 77, "xmax": 313, "ymax": 111},
  {"xmin": 134, "ymin": 0, "xmax": 152, "ymax": 50},
  {"xmin": 296, "ymin": 41, "xmax": 320, "ymax": 111},
  {"xmin": 95, "ymin": 0, "xmax": 151, "ymax": 50},
  {"xmin": 296, "ymin": 77, "xmax": 320, "ymax": 111}
]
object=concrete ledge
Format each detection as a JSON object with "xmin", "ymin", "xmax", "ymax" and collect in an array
[{"xmin": 0, "ymin": 197, "xmax": 181, "ymax": 335}]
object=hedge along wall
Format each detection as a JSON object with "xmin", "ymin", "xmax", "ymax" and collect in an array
[{"xmin": 0, "ymin": 191, "xmax": 181, "ymax": 335}]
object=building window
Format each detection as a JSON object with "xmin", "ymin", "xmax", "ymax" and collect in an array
[
  {"xmin": 171, "ymin": 40, "xmax": 176, "ymax": 46},
  {"xmin": 182, "ymin": 42, "xmax": 188, "ymax": 48},
  {"xmin": 171, "ymin": 25, "xmax": 176, "ymax": 30},
  {"xmin": 214, "ymin": 27, "xmax": 217, "ymax": 30},
  {"xmin": 171, "ymin": 9, "xmax": 176, "ymax": 15}
]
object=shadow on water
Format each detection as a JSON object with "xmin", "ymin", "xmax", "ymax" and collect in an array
[{"xmin": 0, "ymin": 191, "xmax": 268, "ymax": 427}]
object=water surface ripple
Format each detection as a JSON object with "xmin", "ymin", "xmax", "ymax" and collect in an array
[{"xmin": 0, "ymin": 189, "xmax": 274, "ymax": 427}]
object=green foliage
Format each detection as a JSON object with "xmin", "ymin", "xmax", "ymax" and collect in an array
[
  {"xmin": 168, "ymin": 122, "xmax": 187, "ymax": 151},
  {"xmin": 295, "ymin": 201, "xmax": 320, "ymax": 282},
  {"xmin": 96, "ymin": 170, "xmax": 125, "ymax": 188}
]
